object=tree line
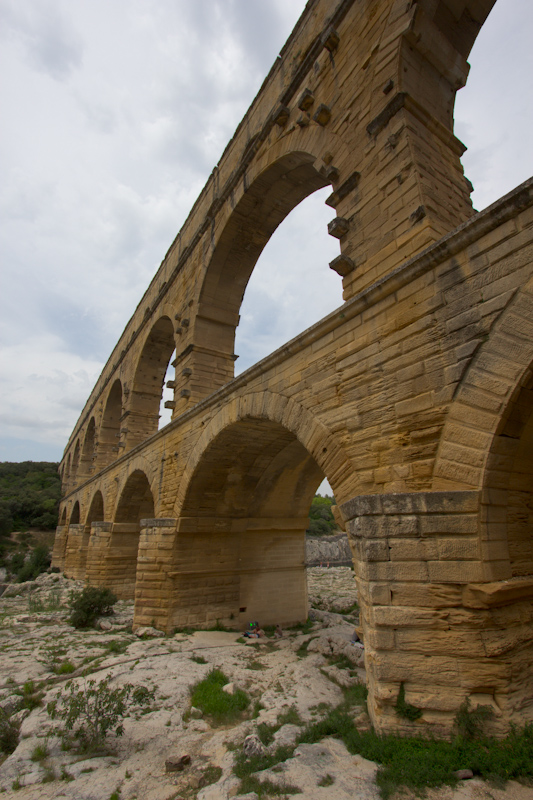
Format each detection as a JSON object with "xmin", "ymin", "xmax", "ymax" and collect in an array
[{"xmin": 0, "ymin": 462, "xmax": 61, "ymax": 536}]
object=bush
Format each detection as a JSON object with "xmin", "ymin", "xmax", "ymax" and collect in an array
[
  {"xmin": 0, "ymin": 709, "xmax": 19, "ymax": 754},
  {"xmin": 69, "ymin": 587, "xmax": 117, "ymax": 629},
  {"xmin": 47, "ymin": 676, "xmax": 153, "ymax": 751},
  {"xmin": 17, "ymin": 544, "xmax": 51, "ymax": 582}
]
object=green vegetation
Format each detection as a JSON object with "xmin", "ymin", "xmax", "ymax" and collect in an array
[
  {"xmin": 69, "ymin": 587, "xmax": 117, "ymax": 629},
  {"xmin": 394, "ymin": 683, "xmax": 422, "ymax": 722},
  {"xmin": 189, "ymin": 668, "xmax": 250, "ymax": 725},
  {"xmin": 307, "ymin": 494, "xmax": 338, "ymax": 536},
  {"xmin": 0, "ymin": 462, "xmax": 61, "ymax": 536},
  {"xmin": 232, "ymin": 675, "xmax": 533, "ymax": 799},
  {"xmin": 0, "ymin": 709, "xmax": 19, "ymax": 755},
  {"xmin": 295, "ymin": 705, "xmax": 533, "ymax": 799},
  {"xmin": 47, "ymin": 676, "xmax": 154, "ymax": 752}
]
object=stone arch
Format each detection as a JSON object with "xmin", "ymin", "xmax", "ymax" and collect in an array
[
  {"xmin": 71, "ymin": 440, "xmax": 81, "ymax": 483},
  {"xmin": 175, "ymin": 391, "xmax": 355, "ymax": 518},
  {"xmin": 69, "ymin": 500, "xmax": 80, "ymax": 525},
  {"xmin": 170, "ymin": 392, "xmax": 355, "ymax": 629},
  {"xmin": 431, "ymin": 276, "xmax": 533, "ymax": 725},
  {"xmin": 86, "ymin": 490, "xmax": 104, "ymax": 526},
  {"xmin": 79, "ymin": 417, "xmax": 96, "ymax": 479},
  {"xmin": 60, "ymin": 507, "xmax": 67, "ymax": 525},
  {"xmin": 434, "ymin": 278, "xmax": 533, "ymax": 494},
  {"xmin": 101, "ymin": 470, "xmax": 156, "ymax": 600},
  {"xmin": 115, "ymin": 469, "xmax": 155, "ymax": 524},
  {"xmin": 124, "ymin": 316, "xmax": 176, "ymax": 451},
  {"xmin": 64, "ymin": 454, "xmax": 71, "ymax": 493},
  {"xmin": 96, "ymin": 379, "xmax": 123, "ymax": 469},
  {"xmin": 180, "ymin": 151, "xmax": 337, "ymax": 410}
]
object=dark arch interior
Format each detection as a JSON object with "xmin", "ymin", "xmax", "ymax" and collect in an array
[
  {"xmin": 70, "ymin": 501, "xmax": 80, "ymax": 525},
  {"xmin": 490, "ymin": 377, "xmax": 533, "ymax": 577},
  {"xmin": 110, "ymin": 470, "xmax": 155, "ymax": 600},
  {"xmin": 79, "ymin": 418, "xmax": 96, "ymax": 478},
  {"xmin": 174, "ymin": 418, "xmax": 327, "ymax": 630},
  {"xmin": 115, "ymin": 470, "xmax": 154, "ymax": 524},
  {"xmin": 86, "ymin": 490, "xmax": 104, "ymax": 526},
  {"xmin": 182, "ymin": 418, "xmax": 323, "ymax": 519},
  {"xmin": 97, "ymin": 379, "xmax": 123, "ymax": 468}
]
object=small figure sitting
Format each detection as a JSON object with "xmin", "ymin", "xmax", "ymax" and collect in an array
[
  {"xmin": 274, "ymin": 624, "xmax": 283, "ymax": 638},
  {"xmin": 243, "ymin": 621, "xmax": 260, "ymax": 638}
]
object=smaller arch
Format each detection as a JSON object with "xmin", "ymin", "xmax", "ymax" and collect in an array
[
  {"xmin": 125, "ymin": 317, "xmax": 176, "ymax": 451},
  {"xmin": 79, "ymin": 418, "xmax": 96, "ymax": 478},
  {"xmin": 63, "ymin": 454, "xmax": 71, "ymax": 493},
  {"xmin": 100, "ymin": 470, "xmax": 156, "ymax": 600},
  {"xmin": 60, "ymin": 507, "xmax": 67, "ymax": 525},
  {"xmin": 115, "ymin": 469, "xmax": 155, "ymax": 524},
  {"xmin": 96, "ymin": 379, "xmax": 123, "ymax": 469},
  {"xmin": 69, "ymin": 500, "xmax": 80, "ymax": 525},
  {"xmin": 71, "ymin": 440, "xmax": 81, "ymax": 483},
  {"xmin": 86, "ymin": 490, "xmax": 104, "ymax": 527}
]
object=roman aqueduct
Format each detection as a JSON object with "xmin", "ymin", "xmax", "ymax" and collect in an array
[{"xmin": 54, "ymin": 0, "xmax": 533, "ymax": 734}]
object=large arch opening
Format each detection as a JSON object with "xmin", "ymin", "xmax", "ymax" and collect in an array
[
  {"xmin": 125, "ymin": 317, "xmax": 175, "ymax": 450},
  {"xmin": 79, "ymin": 418, "xmax": 96, "ymax": 479},
  {"xmin": 180, "ymin": 152, "xmax": 340, "ymax": 411},
  {"xmin": 71, "ymin": 440, "xmax": 81, "ymax": 484},
  {"xmin": 235, "ymin": 186, "xmax": 341, "ymax": 375},
  {"xmin": 109, "ymin": 470, "xmax": 155, "ymax": 599},
  {"xmin": 171, "ymin": 417, "xmax": 334, "ymax": 630},
  {"xmin": 479, "ymin": 371, "xmax": 533, "ymax": 725},
  {"xmin": 96, "ymin": 379, "xmax": 123, "ymax": 469}
]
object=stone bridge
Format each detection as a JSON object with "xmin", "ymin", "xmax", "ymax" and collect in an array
[{"xmin": 53, "ymin": 0, "xmax": 533, "ymax": 734}]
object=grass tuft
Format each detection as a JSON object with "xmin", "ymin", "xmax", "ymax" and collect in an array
[{"xmin": 190, "ymin": 668, "xmax": 250, "ymax": 725}]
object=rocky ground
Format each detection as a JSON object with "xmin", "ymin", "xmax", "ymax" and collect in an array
[{"xmin": 0, "ymin": 568, "xmax": 530, "ymax": 800}]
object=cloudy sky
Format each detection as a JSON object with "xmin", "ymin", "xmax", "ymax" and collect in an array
[{"xmin": 1, "ymin": 0, "xmax": 532, "ymax": 464}]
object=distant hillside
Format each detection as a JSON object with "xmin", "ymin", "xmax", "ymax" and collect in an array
[{"xmin": 0, "ymin": 462, "xmax": 61, "ymax": 536}]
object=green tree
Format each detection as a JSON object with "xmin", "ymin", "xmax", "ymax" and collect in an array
[
  {"xmin": 0, "ymin": 462, "xmax": 61, "ymax": 536},
  {"xmin": 307, "ymin": 494, "xmax": 338, "ymax": 536}
]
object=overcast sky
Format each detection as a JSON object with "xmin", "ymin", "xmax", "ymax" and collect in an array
[{"xmin": 1, "ymin": 0, "xmax": 532, "ymax": 464}]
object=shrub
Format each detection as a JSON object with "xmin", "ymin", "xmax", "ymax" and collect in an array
[
  {"xmin": 47, "ymin": 676, "xmax": 153, "ymax": 751},
  {"xmin": 0, "ymin": 709, "xmax": 19, "ymax": 754},
  {"xmin": 454, "ymin": 697, "xmax": 494, "ymax": 740},
  {"xmin": 68, "ymin": 587, "xmax": 117, "ymax": 629},
  {"xmin": 17, "ymin": 544, "xmax": 51, "ymax": 582}
]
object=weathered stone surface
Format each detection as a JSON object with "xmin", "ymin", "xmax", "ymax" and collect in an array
[{"xmin": 54, "ymin": 0, "xmax": 533, "ymax": 738}]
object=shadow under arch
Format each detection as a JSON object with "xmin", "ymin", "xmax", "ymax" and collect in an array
[
  {"xmin": 170, "ymin": 393, "xmax": 356, "ymax": 630},
  {"xmin": 96, "ymin": 379, "xmax": 123, "ymax": 470},
  {"xmin": 97, "ymin": 469, "xmax": 156, "ymax": 600},
  {"xmin": 124, "ymin": 316, "xmax": 176, "ymax": 451},
  {"xmin": 180, "ymin": 152, "xmax": 332, "ymax": 409},
  {"xmin": 79, "ymin": 417, "xmax": 96, "ymax": 479},
  {"xmin": 69, "ymin": 501, "xmax": 80, "ymax": 525}
]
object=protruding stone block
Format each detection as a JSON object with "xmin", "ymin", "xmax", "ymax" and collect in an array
[
  {"xmin": 327, "ymin": 217, "xmax": 350, "ymax": 239},
  {"xmin": 322, "ymin": 27, "xmax": 340, "ymax": 53},
  {"xmin": 297, "ymin": 88, "xmax": 314, "ymax": 111},
  {"xmin": 329, "ymin": 254, "xmax": 355, "ymax": 277},
  {"xmin": 313, "ymin": 104, "xmax": 331, "ymax": 126},
  {"xmin": 273, "ymin": 105, "xmax": 290, "ymax": 127}
]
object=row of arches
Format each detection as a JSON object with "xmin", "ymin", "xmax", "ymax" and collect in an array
[{"xmin": 62, "ymin": 315, "xmax": 178, "ymax": 491}]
